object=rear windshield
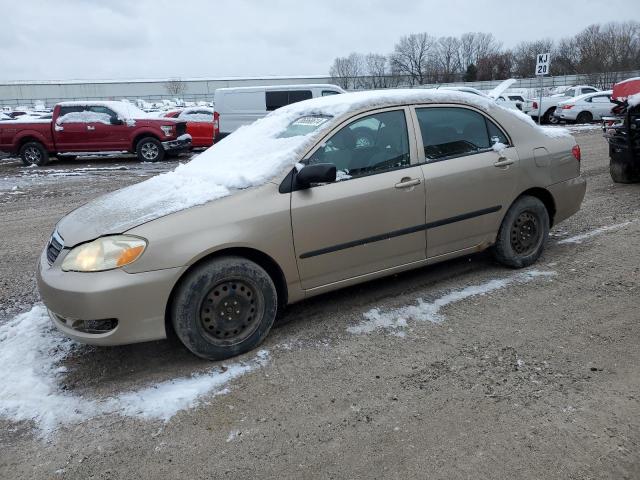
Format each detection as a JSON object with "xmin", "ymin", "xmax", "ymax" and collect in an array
[{"xmin": 278, "ymin": 115, "xmax": 332, "ymax": 138}]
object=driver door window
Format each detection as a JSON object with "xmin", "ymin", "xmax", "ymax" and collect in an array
[{"xmin": 307, "ymin": 110, "xmax": 410, "ymax": 180}]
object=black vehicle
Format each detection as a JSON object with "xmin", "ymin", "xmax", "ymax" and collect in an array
[{"xmin": 603, "ymin": 78, "xmax": 640, "ymax": 183}]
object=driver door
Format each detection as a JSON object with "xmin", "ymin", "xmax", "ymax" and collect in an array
[{"xmin": 290, "ymin": 107, "xmax": 427, "ymax": 290}]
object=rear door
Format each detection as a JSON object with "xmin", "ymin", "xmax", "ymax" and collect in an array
[
  {"xmin": 412, "ymin": 105, "xmax": 519, "ymax": 259},
  {"xmin": 291, "ymin": 107, "xmax": 427, "ymax": 289},
  {"xmin": 54, "ymin": 105, "xmax": 91, "ymax": 151}
]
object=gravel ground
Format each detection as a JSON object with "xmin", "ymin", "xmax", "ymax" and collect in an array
[{"xmin": 0, "ymin": 130, "xmax": 638, "ymax": 479}]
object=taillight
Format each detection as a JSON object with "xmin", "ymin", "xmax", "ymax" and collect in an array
[
  {"xmin": 562, "ymin": 104, "xmax": 574, "ymax": 110},
  {"xmin": 572, "ymin": 144, "xmax": 581, "ymax": 162},
  {"xmin": 213, "ymin": 111, "xmax": 220, "ymax": 140},
  {"xmin": 532, "ymin": 101, "xmax": 538, "ymax": 109}
]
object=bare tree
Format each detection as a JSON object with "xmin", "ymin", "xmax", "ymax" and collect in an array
[
  {"xmin": 389, "ymin": 33, "xmax": 436, "ymax": 85},
  {"xmin": 164, "ymin": 78, "xmax": 187, "ymax": 97},
  {"xmin": 511, "ymin": 39, "xmax": 555, "ymax": 77},
  {"xmin": 435, "ymin": 36, "xmax": 461, "ymax": 82},
  {"xmin": 330, "ymin": 53, "xmax": 365, "ymax": 90}
]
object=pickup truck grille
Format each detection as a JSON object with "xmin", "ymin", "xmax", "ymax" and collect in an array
[
  {"xmin": 47, "ymin": 231, "xmax": 64, "ymax": 265},
  {"xmin": 175, "ymin": 122, "xmax": 187, "ymax": 137}
]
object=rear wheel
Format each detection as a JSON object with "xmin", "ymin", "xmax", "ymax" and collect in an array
[
  {"xmin": 542, "ymin": 108, "xmax": 556, "ymax": 124},
  {"xmin": 492, "ymin": 196, "xmax": 549, "ymax": 268},
  {"xmin": 575, "ymin": 111, "xmax": 593, "ymax": 124},
  {"xmin": 171, "ymin": 257, "xmax": 278, "ymax": 360},
  {"xmin": 136, "ymin": 137, "xmax": 164, "ymax": 162},
  {"xmin": 19, "ymin": 141, "xmax": 50, "ymax": 166}
]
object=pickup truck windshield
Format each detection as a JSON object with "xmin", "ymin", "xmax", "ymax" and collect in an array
[{"xmin": 278, "ymin": 115, "xmax": 332, "ymax": 138}]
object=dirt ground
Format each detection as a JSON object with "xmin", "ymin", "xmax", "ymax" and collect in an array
[{"xmin": 0, "ymin": 129, "xmax": 638, "ymax": 479}]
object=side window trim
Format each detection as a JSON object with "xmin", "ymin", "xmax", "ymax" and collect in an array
[
  {"xmin": 410, "ymin": 104, "xmax": 512, "ymax": 165},
  {"xmin": 298, "ymin": 106, "xmax": 418, "ymax": 186}
]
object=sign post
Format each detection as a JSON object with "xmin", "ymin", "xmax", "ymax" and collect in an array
[{"xmin": 535, "ymin": 53, "xmax": 551, "ymax": 125}]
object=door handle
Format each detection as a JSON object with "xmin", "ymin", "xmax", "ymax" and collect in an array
[
  {"xmin": 394, "ymin": 177, "xmax": 421, "ymax": 189},
  {"xmin": 87, "ymin": 125, "xmax": 95, "ymax": 131},
  {"xmin": 494, "ymin": 157, "xmax": 514, "ymax": 168}
]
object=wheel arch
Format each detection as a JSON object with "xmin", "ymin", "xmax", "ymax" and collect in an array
[
  {"xmin": 131, "ymin": 131, "xmax": 161, "ymax": 151},
  {"xmin": 516, "ymin": 187, "xmax": 556, "ymax": 227},
  {"xmin": 15, "ymin": 133, "xmax": 50, "ymax": 152},
  {"xmin": 163, "ymin": 247, "xmax": 288, "ymax": 341}
]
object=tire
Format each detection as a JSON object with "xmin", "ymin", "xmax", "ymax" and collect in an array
[
  {"xmin": 610, "ymin": 156, "xmax": 640, "ymax": 183},
  {"xmin": 542, "ymin": 108, "xmax": 556, "ymax": 125},
  {"xmin": 575, "ymin": 111, "xmax": 593, "ymax": 124},
  {"xmin": 492, "ymin": 196, "xmax": 549, "ymax": 269},
  {"xmin": 171, "ymin": 256, "xmax": 278, "ymax": 361},
  {"xmin": 136, "ymin": 137, "xmax": 164, "ymax": 162},
  {"xmin": 19, "ymin": 141, "xmax": 50, "ymax": 166}
]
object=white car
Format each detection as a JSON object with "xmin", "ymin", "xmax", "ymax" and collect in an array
[
  {"xmin": 554, "ymin": 90, "xmax": 614, "ymax": 123},
  {"xmin": 213, "ymin": 84, "xmax": 345, "ymax": 140},
  {"xmin": 441, "ymin": 79, "xmax": 522, "ymax": 110},
  {"xmin": 524, "ymin": 85, "xmax": 600, "ymax": 123}
]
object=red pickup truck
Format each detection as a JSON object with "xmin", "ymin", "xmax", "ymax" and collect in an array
[{"xmin": 0, "ymin": 101, "xmax": 192, "ymax": 166}]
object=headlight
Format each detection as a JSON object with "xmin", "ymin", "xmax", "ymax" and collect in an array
[
  {"xmin": 160, "ymin": 125, "xmax": 173, "ymax": 136},
  {"xmin": 62, "ymin": 236, "xmax": 147, "ymax": 272}
]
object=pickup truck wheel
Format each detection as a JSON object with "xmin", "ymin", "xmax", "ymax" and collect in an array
[
  {"xmin": 136, "ymin": 137, "xmax": 164, "ymax": 162},
  {"xmin": 492, "ymin": 196, "xmax": 549, "ymax": 268},
  {"xmin": 171, "ymin": 256, "xmax": 278, "ymax": 361},
  {"xmin": 575, "ymin": 111, "xmax": 593, "ymax": 124},
  {"xmin": 542, "ymin": 108, "xmax": 556, "ymax": 124},
  {"xmin": 20, "ymin": 141, "xmax": 50, "ymax": 166}
]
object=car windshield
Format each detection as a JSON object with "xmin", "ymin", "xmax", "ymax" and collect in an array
[{"xmin": 278, "ymin": 115, "xmax": 333, "ymax": 138}]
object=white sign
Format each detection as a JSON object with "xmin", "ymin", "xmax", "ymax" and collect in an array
[{"xmin": 535, "ymin": 53, "xmax": 551, "ymax": 76}]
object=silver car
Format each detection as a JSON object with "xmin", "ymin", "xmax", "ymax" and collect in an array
[{"xmin": 37, "ymin": 90, "xmax": 586, "ymax": 360}]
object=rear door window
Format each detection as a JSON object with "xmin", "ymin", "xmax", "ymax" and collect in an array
[
  {"xmin": 288, "ymin": 90, "xmax": 312, "ymax": 104},
  {"xmin": 415, "ymin": 107, "xmax": 493, "ymax": 161}
]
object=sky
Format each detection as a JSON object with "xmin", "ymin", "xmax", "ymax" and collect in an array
[{"xmin": 0, "ymin": 0, "xmax": 635, "ymax": 81}]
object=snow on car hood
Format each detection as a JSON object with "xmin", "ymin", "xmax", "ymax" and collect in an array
[{"xmin": 56, "ymin": 89, "xmax": 547, "ymax": 245}]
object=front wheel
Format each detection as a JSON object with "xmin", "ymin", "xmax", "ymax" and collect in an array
[
  {"xmin": 171, "ymin": 257, "xmax": 278, "ymax": 361},
  {"xmin": 542, "ymin": 108, "xmax": 556, "ymax": 124},
  {"xmin": 492, "ymin": 196, "xmax": 549, "ymax": 268},
  {"xmin": 19, "ymin": 141, "xmax": 50, "ymax": 166},
  {"xmin": 136, "ymin": 137, "xmax": 164, "ymax": 162}
]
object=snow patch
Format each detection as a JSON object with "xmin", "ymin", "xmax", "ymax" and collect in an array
[
  {"xmin": 348, "ymin": 270, "xmax": 556, "ymax": 335},
  {"xmin": 540, "ymin": 126, "xmax": 572, "ymax": 138},
  {"xmin": 557, "ymin": 221, "xmax": 633, "ymax": 244},
  {"xmin": 0, "ymin": 306, "xmax": 269, "ymax": 435}
]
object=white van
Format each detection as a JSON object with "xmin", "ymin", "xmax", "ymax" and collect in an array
[{"xmin": 213, "ymin": 84, "xmax": 345, "ymax": 140}]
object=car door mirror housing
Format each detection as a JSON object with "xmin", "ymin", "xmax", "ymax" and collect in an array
[
  {"xmin": 296, "ymin": 163, "xmax": 337, "ymax": 188},
  {"xmin": 110, "ymin": 117, "xmax": 124, "ymax": 125}
]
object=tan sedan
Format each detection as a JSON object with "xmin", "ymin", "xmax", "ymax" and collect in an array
[{"xmin": 37, "ymin": 90, "xmax": 586, "ymax": 360}]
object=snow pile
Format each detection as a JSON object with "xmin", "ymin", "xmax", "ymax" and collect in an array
[
  {"xmin": 348, "ymin": 270, "xmax": 556, "ymax": 335},
  {"xmin": 629, "ymin": 93, "xmax": 640, "ymax": 107},
  {"xmin": 540, "ymin": 126, "xmax": 572, "ymax": 138},
  {"xmin": 557, "ymin": 221, "xmax": 633, "ymax": 244},
  {"xmin": 57, "ymin": 111, "xmax": 112, "ymax": 124},
  {"xmin": 0, "ymin": 305, "xmax": 269, "ymax": 435}
]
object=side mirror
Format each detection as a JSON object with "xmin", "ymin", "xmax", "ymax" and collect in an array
[
  {"xmin": 295, "ymin": 163, "xmax": 336, "ymax": 188},
  {"xmin": 110, "ymin": 117, "xmax": 124, "ymax": 125}
]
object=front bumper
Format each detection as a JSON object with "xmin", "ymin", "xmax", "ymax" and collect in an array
[
  {"xmin": 548, "ymin": 176, "xmax": 587, "ymax": 225},
  {"xmin": 162, "ymin": 133, "xmax": 192, "ymax": 153},
  {"xmin": 37, "ymin": 248, "xmax": 183, "ymax": 346}
]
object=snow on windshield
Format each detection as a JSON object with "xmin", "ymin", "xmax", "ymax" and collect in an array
[
  {"xmin": 66, "ymin": 105, "xmax": 334, "ymax": 232},
  {"xmin": 64, "ymin": 89, "xmax": 565, "ymax": 233}
]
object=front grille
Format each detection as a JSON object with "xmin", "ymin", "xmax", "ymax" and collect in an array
[
  {"xmin": 46, "ymin": 231, "xmax": 64, "ymax": 265},
  {"xmin": 175, "ymin": 121, "xmax": 187, "ymax": 137}
]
